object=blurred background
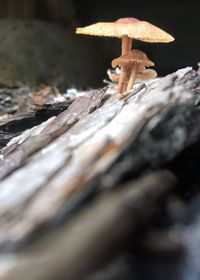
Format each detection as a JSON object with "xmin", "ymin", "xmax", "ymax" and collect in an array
[{"xmin": 0, "ymin": 0, "xmax": 199, "ymax": 89}]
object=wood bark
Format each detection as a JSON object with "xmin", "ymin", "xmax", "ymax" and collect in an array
[
  {"xmin": 0, "ymin": 0, "xmax": 74, "ymax": 22},
  {"xmin": 0, "ymin": 0, "xmax": 36, "ymax": 19},
  {"xmin": 0, "ymin": 67, "xmax": 200, "ymax": 279}
]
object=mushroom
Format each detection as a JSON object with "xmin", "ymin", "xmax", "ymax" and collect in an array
[
  {"xmin": 107, "ymin": 68, "xmax": 121, "ymax": 83},
  {"xmin": 137, "ymin": 69, "xmax": 157, "ymax": 80},
  {"xmin": 108, "ymin": 68, "xmax": 157, "ymax": 84},
  {"xmin": 76, "ymin": 17, "xmax": 174, "ymax": 93},
  {"xmin": 112, "ymin": 49, "xmax": 155, "ymax": 91}
]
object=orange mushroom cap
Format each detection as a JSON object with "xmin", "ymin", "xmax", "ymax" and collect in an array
[
  {"xmin": 76, "ymin": 17, "xmax": 174, "ymax": 43},
  {"xmin": 112, "ymin": 49, "xmax": 154, "ymax": 70}
]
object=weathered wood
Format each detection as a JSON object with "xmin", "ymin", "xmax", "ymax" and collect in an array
[
  {"xmin": 0, "ymin": 88, "xmax": 106, "ymax": 179},
  {"xmin": 0, "ymin": 0, "xmax": 74, "ymax": 22},
  {"xmin": 0, "ymin": 0, "xmax": 36, "ymax": 19},
  {"xmin": 0, "ymin": 67, "xmax": 200, "ymax": 279},
  {"xmin": 0, "ymin": 84, "xmax": 31, "ymax": 115},
  {"xmin": 0, "ymin": 86, "xmax": 72, "ymax": 148},
  {"xmin": 0, "ymin": 171, "xmax": 175, "ymax": 280}
]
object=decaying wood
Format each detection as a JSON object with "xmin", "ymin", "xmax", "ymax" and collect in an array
[
  {"xmin": 0, "ymin": 86, "xmax": 72, "ymax": 148},
  {"xmin": 0, "ymin": 0, "xmax": 74, "ymax": 22},
  {"xmin": 0, "ymin": 89, "xmax": 105, "ymax": 179},
  {"xmin": 0, "ymin": 67, "xmax": 200, "ymax": 279},
  {"xmin": 0, "ymin": 0, "xmax": 36, "ymax": 19},
  {"xmin": 1, "ymin": 171, "xmax": 175, "ymax": 280}
]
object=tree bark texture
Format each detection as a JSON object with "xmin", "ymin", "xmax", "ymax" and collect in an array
[
  {"xmin": 0, "ymin": 67, "xmax": 200, "ymax": 279},
  {"xmin": 0, "ymin": 0, "xmax": 74, "ymax": 22}
]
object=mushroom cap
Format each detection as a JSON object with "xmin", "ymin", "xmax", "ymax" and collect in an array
[
  {"xmin": 112, "ymin": 49, "xmax": 155, "ymax": 69},
  {"xmin": 137, "ymin": 69, "xmax": 158, "ymax": 80},
  {"xmin": 76, "ymin": 17, "xmax": 174, "ymax": 43}
]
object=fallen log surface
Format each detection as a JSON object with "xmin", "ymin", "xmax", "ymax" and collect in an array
[
  {"xmin": 0, "ymin": 86, "xmax": 73, "ymax": 148},
  {"xmin": 0, "ymin": 67, "xmax": 200, "ymax": 279}
]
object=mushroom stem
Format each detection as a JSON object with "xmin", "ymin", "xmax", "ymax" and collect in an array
[
  {"xmin": 118, "ymin": 36, "xmax": 132, "ymax": 93},
  {"xmin": 127, "ymin": 63, "xmax": 139, "ymax": 91},
  {"xmin": 118, "ymin": 66, "xmax": 130, "ymax": 93},
  {"xmin": 122, "ymin": 67, "xmax": 131, "ymax": 92},
  {"xmin": 121, "ymin": 36, "xmax": 132, "ymax": 55}
]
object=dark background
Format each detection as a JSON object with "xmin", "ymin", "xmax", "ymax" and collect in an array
[{"xmin": 0, "ymin": 0, "xmax": 198, "ymax": 88}]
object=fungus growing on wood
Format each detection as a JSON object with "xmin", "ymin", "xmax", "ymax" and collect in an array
[
  {"xmin": 76, "ymin": 18, "xmax": 174, "ymax": 93},
  {"xmin": 112, "ymin": 49, "xmax": 155, "ymax": 91},
  {"xmin": 137, "ymin": 69, "xmax": 157, "ymax": 80},
  {"xmin": 76, "ymin": 17, "xmax": 174, "ymax": 52},
  {"xmin": 108, "ymin": 68, "xmax": 157, "ymax": 84}
]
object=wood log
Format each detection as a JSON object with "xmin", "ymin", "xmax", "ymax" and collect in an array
[
  {"xmin": 0, "ymin": 86, "xmax": 73, "ymax": 148},
  {"xmin": 1, "ymin": 171, "xmax": 175, "ymax": 280},
  {"xmin": 0, "ymin": 0, "xmax": 36, "ymax": 19},
  {"xmin": 0, "ymin": 67, "xmax": 200, "ymax": 279},
  {"xmin": 0, "ymin": 0, "xmax": 74, "ymax": 22},
  {"xmin": 36, "ymin": 0, "xmax": 75, "ymax": 23}
]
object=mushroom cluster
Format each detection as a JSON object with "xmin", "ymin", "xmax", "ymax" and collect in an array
[
  {"xmin": 76, "ymin": 17, "xmax": 174, "ymax": 94},
  {"xmin": 112, "ymin": 49, "xmax": 155, "ymax": 92}
]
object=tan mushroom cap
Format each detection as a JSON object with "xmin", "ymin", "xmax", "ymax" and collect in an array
[
  {"xmin": 112, "ymin": 49, "xmax": 155, "ymax": 69},
  {"xmin": 76, "ymin": 17, "xmax": 174, "ymax": 43}
]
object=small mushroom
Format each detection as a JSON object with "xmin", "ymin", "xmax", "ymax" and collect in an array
[
  {"xmin": 76, "ymin": 17, "xmax": 174, "ymax": 93},
  {"xmin": 108, "ymin": 68, "xmax": 157, "ymax": 84},
  {"xmin": 112, "ymin": 49, "xmax": 155, "ymax": 91},
  {"xmin": 137, "ymin": 69, "xmax": 157, "ymax": 80},
  {"xmin": 107, "ymin": 68, "xmax": 120, "ymax": 83},
  {"xmin": 112, "ymin": 56, "xmax": 131, "ymax": 92}
]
